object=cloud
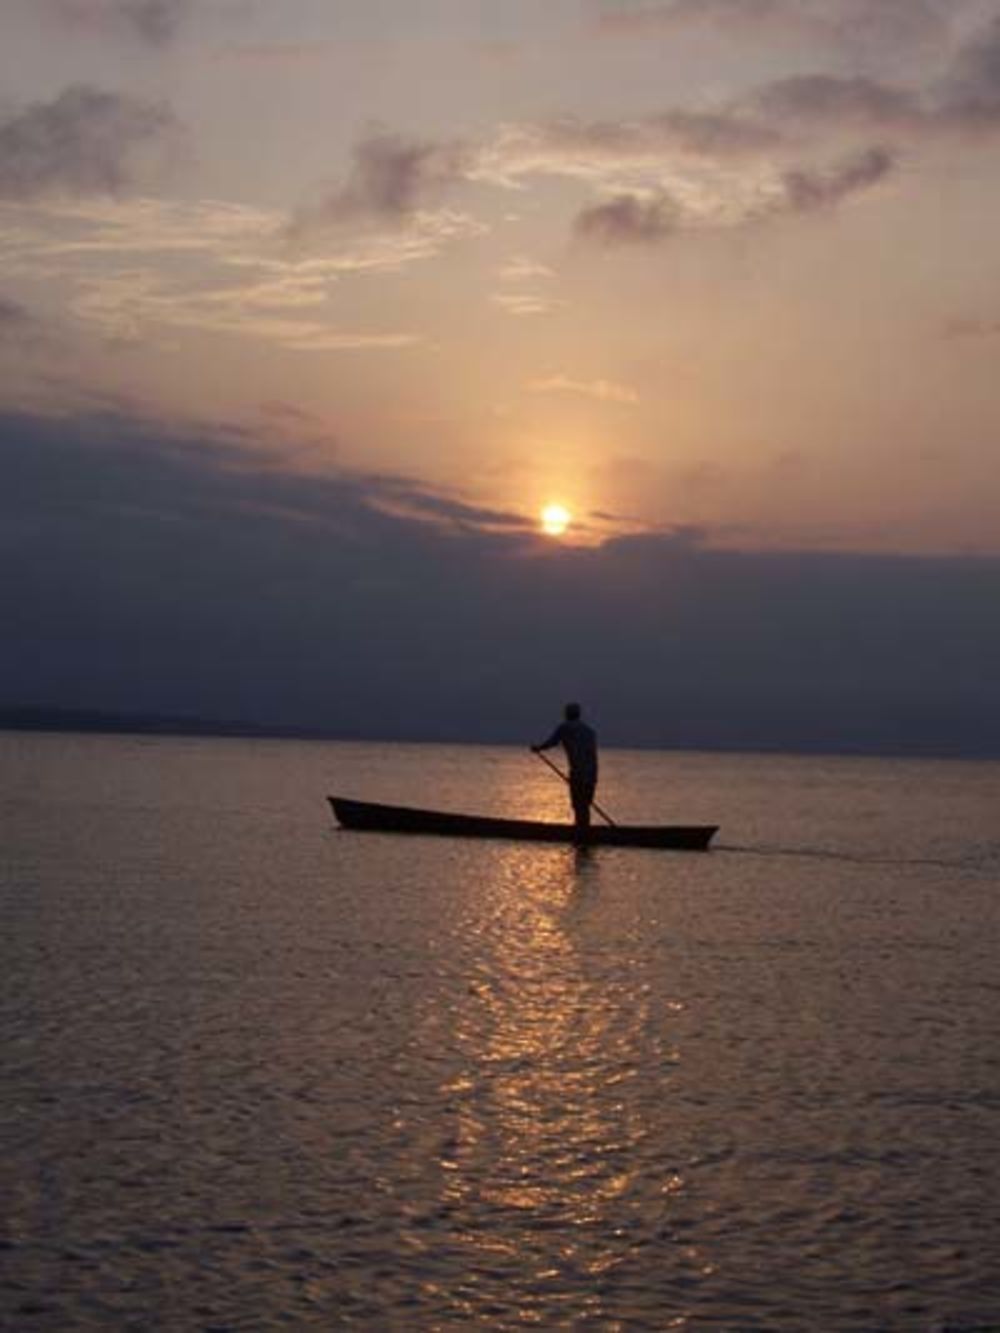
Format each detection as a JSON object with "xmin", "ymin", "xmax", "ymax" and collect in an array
[
  {"xmin": 777, "ymin": 144, "xmax": 896, "ymax": 214},
  {"xmin": 590, "ymin": 0, "xmax": 958, "ymax": 52},
  {"xmin": 527, "ymin": 374, "xmax": 640, "ymax": 405},
  {"xmin": 492, "ymin": 258, "xmax": 559, "ymax": 315},
  {"xmin": 482, "ymin": 90, "xmax": 907, "ymax": 242},
  {"xmin": 938, "ymin": 13, "xmax": 1000, "ymax": 128},
  {"xmin": 499, "ymin": 256, "xmax": 555, "ymax": 282},
  {"xmin": 823, "ymin": 0, "xmax": 957, "ymax": 52},
  {"xmin": 574, "ymin": 190, "xmax": 680, "ymax": 244},
  {"xmin": 0, "ymin": 405, "xmax": 535, "ymax": 554},
  {"xmin": 0, "ymin": 295, "xmax": 33, "ymax": 331},
  {"xmin": 295, "ymin": 14, "xmax": 1000, "ymax": 260},
  {"xmin": 69, "ymin": 265, "xmax": 420, "ymax": 350},
  {"xmin": 3, "ymin": 403, "xmax": 1000, "ymax": 754},
  {"xmin": 8, "ymin": 194, "xmax": 474, "ymax": 275},
  {"xmin": 749, "ymin": 75, "xmax": 924, "ymax": 132},
  {"xmin": 646, "ymin": 109, "xmax": 784, "ymax": 157},
  {"xmin": 592, "ymin": 0, "xmax": 787, "ymax": 36},
  {"xmin": 298, "ymin": 129, "xmax": 475, "ymax": 229},
  {"xmin": 71, "ymin": 265, "xmax": 413, "ymax": 349},
  {"xmin": 0, "ymin": 196, "xmax": 454, "ymax": 351},
  {"xmin": 483, "ymin": 112, "xmax": 780, "ymax": 187},
  {"xmin": 0, "ymin": 85, "xmax": 178, "ymax": 200},
  {"xmin": 491, "ymin": 292, "xmax": 557, "ymax": 316},
  {"xmin": 742, "ymin": 17, "xmax": 1000, "ymax": 138},
  {"xmin": 286, "ymin": 129, "xmax": 485, "ymax": 268},
  {"xmin": 572, "ymin": 143, "xmax": 895, "ymax": 242},
  {"xmin": 40, "ymin": 0, "xmax": 189, "ymax": 44},
  {"xmin": 0, "ymin": 293, "xmax": 50, "ymax": 355},
  {"xmin": 489, "ymin": 12, "xmax": 1000, "ymax": 202}
]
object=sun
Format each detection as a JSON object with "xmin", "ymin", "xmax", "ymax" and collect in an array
[{"xmin": 540, "ymin": 503, "xmax": 572, "ymax": 537}]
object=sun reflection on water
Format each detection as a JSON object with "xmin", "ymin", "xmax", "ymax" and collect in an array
[{"xmin": 431, "ymin": 843, "xmax": 687, "ymax": 1322}]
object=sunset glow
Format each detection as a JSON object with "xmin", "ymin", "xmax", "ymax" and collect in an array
[
  {"xmin": 5, "ymin": 24, "xmax": 1000, "ymax": 1328},
  {"xmin": 4, "ymin": 1, "xmax": 1000, "ymax": 757}
]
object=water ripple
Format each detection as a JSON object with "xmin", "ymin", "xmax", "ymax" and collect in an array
[{"xmin": 3, "ymin": 736, "xmax": 1000, "ymax": 1328}]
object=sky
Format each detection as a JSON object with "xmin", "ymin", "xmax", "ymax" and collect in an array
[{"xmin": 3, "ymin": 0, "xmax": 1000, "ymax": 753}]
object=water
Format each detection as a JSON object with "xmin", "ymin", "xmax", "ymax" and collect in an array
[{"xmin": 1, "ymin": 733, "xmax": 998, "ymax": 1330}]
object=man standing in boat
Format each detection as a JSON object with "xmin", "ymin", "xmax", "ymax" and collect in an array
[{"xmin": 532, "ymin": 702, "xmax": 599, "ymax": 836}]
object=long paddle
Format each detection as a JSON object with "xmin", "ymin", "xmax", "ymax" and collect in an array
[{"xmin": 532, "ymin": 748, "xmax": 617, "ymax": 827}]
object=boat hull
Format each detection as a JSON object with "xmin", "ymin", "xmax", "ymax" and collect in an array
[{"xmin": 329, "ymin": 796, "xmax": 717, "ymax": 850}]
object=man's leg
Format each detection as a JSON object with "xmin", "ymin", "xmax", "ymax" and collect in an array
[{"xmin": 570, "ymin": 778, "xmax": 593, "ymax": 836}]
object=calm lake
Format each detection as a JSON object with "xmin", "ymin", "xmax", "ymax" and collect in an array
[{"xmin": 2, "ymin": 732, "xmax": 998, "ymax": 1330}]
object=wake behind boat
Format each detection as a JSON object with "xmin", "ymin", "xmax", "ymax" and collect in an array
[{"xmin": 328, "ymin": 795, "xmax": 718, "ymax": 851}]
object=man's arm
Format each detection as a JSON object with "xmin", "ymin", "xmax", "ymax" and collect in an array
[{"xmin": 531, "ymin": 724, "xmax": 564, "ymax": 753}]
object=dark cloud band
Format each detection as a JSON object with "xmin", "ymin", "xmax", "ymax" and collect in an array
[{"xmin": 3, "ymin": 405, "xmax": 999, "ymax": 754}]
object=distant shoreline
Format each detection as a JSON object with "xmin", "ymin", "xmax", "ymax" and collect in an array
[
  {"xmin": 0, "ymin": 707, "xmax": 319, "ymax": 742},
  {"xmin": 1, "ymin": 707, "xmax": 997, "ymax": 763}
]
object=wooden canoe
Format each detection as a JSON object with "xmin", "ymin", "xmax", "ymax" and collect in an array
[{"xmin": 329, "ymin": 796, "xmax": 717, "ymax": 850}]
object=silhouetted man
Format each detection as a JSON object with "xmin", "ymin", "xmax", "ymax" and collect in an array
[{"xmin": 532, "ymin": 702, "xmax": 598, "ymax": 835}]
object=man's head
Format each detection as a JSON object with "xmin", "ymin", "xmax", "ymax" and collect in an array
[{"xmin": 564, "ymin": 702, "xmax": 582, "ymax": 721}]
